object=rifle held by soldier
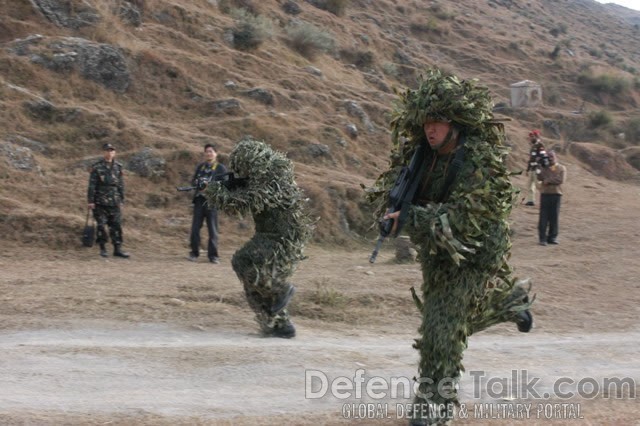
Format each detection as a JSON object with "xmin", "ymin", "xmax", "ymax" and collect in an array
[
  {"xmin": 369, "ymin": 142, "xmax": 427, "ymax": 263},
  {"xmin": 177, "ymin": 172, "xmax": 247, "ymax": 192}
]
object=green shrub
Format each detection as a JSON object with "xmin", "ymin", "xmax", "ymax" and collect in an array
[
  {"xmin": 625, "ymin": 117, "xmax": 640, "ymax": 144},
  {"xmin": 549, "ymin": 23, "xmax": 567, "ymax": 37},
  {"xmin": 230, "ymin": 8, "xmax": 274, "ymax": 51},
  {"xmin": 588, "ymin": 110, "xmax": 613, "ymax": 129},
  {"xmin": 429, "ymin": 3, "xmax": 455, "ymax": 20},
  {"xmin": 324, "ymin": 0, "xmax": 349, "ymax": 17},
  {"xmin": 410, "ymin": 18, "xmax": 449, "ymax": 35},
  {"xmin": 339, "ymin": 49, "xmax": 375, "ymax": 69},
  {"xmin": 382, "ymin": 62, "xmax": 399, "ymax": 78},
  {"xmin": 218, "ymin": 0, "xmax": 257, "ymax": 14},
  {"xmin": 578, "ymin": 72, "xmax": 631, "ymax": 96},
  {"xmin": 285, "ymin": 21, "xmax": 335, "ymax": 59}
]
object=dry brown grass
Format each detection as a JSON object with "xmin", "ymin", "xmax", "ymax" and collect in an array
[{"xmin": 1, "ymin": 0, "xmax": 640, "ymax": 249}]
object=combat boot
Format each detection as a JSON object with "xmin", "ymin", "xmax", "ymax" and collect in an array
[
  {"xmin": 271, "ymin": 319, "xmax": 296, "ymax": 339},
  {"xmin": 99, "ymin": 244, "xmax": 108, "ymax": 258},
  {"xmin": 113, "ymin": 244, "xmax": 130, "ymax": 258},
  {"xmin": 270, "ymin": 283, "xmax": 296, "ymax": 314},
  {"xmin": 516, "ymin": 310, "xmax": 533, "ymax": 332}
]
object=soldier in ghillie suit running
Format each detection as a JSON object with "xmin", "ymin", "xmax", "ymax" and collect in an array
[
  {"xmin": 205, "ymin": 138, "xmax": 313, "ymax": 338},
  {"xmin": 367, "ymin": 69, "xmax": 534, "ymax": 425}
]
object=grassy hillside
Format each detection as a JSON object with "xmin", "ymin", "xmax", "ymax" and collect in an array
[{"xmin": 1, "ymin": 0, "xmax": 639, "ymax": 248}]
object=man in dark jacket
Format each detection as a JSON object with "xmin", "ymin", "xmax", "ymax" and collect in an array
[
  {"xmin": 189, "ymin": 144, "xmax": 227, "ymax": 263},
  {"xmin": 537, "ymin": 150, "xmax": 566, "ymax": 245},
  {"xmin": 88, "ymin": 143, "xmax": 129, "ymax": 258}
]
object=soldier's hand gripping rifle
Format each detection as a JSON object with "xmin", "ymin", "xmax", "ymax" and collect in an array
[
  {"xmin": 369, "ymin": 142, "xmax": 427, "ymax": 263},
  {"xmin": 176, "ymin": 172, "xmax": 248, "ymax": 192}
]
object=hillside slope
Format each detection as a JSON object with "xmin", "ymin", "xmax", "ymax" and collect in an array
[{"xmin": 1, "ymin": 0, "xmax": 639, "ymax": 246}]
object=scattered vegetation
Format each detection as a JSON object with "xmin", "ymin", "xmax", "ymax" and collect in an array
[
  {"xmin": 324, "ymin": 0, "xmax": 350, "ymax": 17},
  {"xmin": 218, "ymin": 0, "xmax": 258, "ymax": 15},
  {"xmin": 578, "ymin": 72, "xmax": 631, "ymax": 97},
  {"xmin": 625, "ymin": 117, "xmax": 640, "ymax": 144},
  {"xmin": 304, "ymin": 278, "xmax": 347, "ymax": 308},
  {"xmin": 588, "ymin": 110, "xmax": 613, "ymax": 129},
  {"xmin": 410, "ymin": 18, "xmax": 450, "ymax": 36},
  {"xmin": 549, "ymin": 22, "xmax": 568, "ymax": 37},
  {"xmin": 285, "ymin": 21, "xmax": 335, "ymax": 59},
  {"xmin": 230, "ymin": 8, "xmax": 275, "ymax": 51},
  {"xmin": 429, "ymin": 3, "xmax": 455, "ymax": 20},
  {"xmin": 339, "ymin": 49, "xmax": 375, "ymax": 69}
]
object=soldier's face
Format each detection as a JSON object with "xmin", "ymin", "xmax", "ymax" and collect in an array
[
  {"xmin": 204, "ymin": 147, "xmax": 217, "ymax": 162},
  {"xmin": 424, "ymin": 120, "xmax": 451, "ymax": 149},
  {"xmin": 103, "ymin": 149, "xmax": 116, "ymax": 161}
]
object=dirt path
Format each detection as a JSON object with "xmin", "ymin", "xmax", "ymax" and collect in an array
[{"xmin": 1, "ymin": 322, "xmax": 638, "ymax": 422}]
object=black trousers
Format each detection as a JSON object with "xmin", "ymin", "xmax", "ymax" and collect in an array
[
  {"xmin": 538, "ymin": 194, "xmax": 562, "ymax": 242},
  {"xmin": 93, "ymin": 205, "xmax": 123, "ymax": 246},
  {"xmin": 190, "ymin": 196, "xmax": 219, "ymax": 259}
]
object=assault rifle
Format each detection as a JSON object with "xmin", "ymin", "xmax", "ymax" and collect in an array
[
  {"xmin": 176, "ymin": 172, "xmax": 248, "ymax": 192},
  {"xmin": 369, "ymin": 142, "xmax": 428, "ymax": 263}
]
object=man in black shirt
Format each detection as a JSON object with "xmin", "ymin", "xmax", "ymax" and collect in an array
[{"xmin": 189, "ymin": 144, "xmax": 227, "ymax": 263}]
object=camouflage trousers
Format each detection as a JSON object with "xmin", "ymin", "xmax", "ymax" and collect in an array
[
  {"xmin": 93, "ymin": 205, "xmax": 123, "ymax": 246},
  {"xmin": 231, "ymin": 234, "xmax": 294, "ymax": 333}
]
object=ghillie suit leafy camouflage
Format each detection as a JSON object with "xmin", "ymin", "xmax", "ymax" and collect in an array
[
  {"xmin": 367, "ymin": 69, "xmax": 533, "ymax": 424},
  {"xmin": 205, "ymin": 138, "xmax": 313, "ymax": 338}
]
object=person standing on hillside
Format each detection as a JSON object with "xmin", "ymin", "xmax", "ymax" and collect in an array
[
  {"xmin": 537, "ymin": 150, "xmax": 566, "ymax": 245},
  {"xmin": 367, "ymin": 69, "xmax": 533, "ymax": 425},
  {"xmin": 87, "ymin": 143, "xmax": 130, "ymax": 258},
  {"xmin": 524, "ymin": 129, "xmax": 546, "ymax": 206},
  {"xmin": 188, "ymin": 144, "xmax": 227, "ymax": 263}
]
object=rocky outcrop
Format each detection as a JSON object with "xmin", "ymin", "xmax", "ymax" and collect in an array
[
  {"xmin": 126, "ymin": 148, "xmax": 166, "ymax": 178},
  {"xmin": 0, "ymin": 141, "xmax": 41, "ymax": 173},
  {"xmin": 9, "ymin": 35, "xmax": 130, "ymax": 93},
  {"xmin": 241, "ymin": 88, "xmax": 275, "ymax": 106},
  {"xmin": 343, "ymin": 100, "xmax": 375, "ymax": 133},
  {"xmin": 29, "ymin": 0, "xmax": 100, "ymax": 29}
]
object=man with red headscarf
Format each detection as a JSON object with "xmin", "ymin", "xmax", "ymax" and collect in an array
[{"xmin": 524, "ymin": 129, "xmax": 546, "ymax": 206}]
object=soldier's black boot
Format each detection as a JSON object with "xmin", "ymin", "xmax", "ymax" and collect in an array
[
  {"xmin": 271, "ymin": 319, "xmax": 296, "ymax": 339},
  {"xmin": 113, "ymin": 244, "xmax": 130, "ymax": 258},
  {"xmin": 270, "ymin": 284, "xmax": 296, "ymax": 315},
  {"xmin": 99, "ymin": 244, "xmax": 108, "ymax": 258},
  {"xmin": 516, "ymin": 310, "xmax": 533, "ymax": 332}
]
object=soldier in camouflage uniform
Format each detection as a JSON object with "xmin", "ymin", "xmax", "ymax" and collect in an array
[
  {"xmin": 367, "ymin": 69, "xmax": 533, "ymax": 425},
  {"xmin": 87, "ymin": 143, "xmax": 130, "ymax": 258},
  {"xmin": 205, "ymin": 138, "xmax": 313, "ymax": 338}
]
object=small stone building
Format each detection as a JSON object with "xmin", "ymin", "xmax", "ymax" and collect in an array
[{"xmin": 510, "ymin": 80, "xmax": 542, "ymax": 108}]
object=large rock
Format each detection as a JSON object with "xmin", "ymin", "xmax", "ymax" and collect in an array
[
  {"xmin": 569, "ymin": 142, "xmax": 637, "ymax": 180},
  {"xmin": 343, "ymin": 100, "xmax": 375, "ymax": 133},
  {"xmin": 204, "ymin": 98, "xmax": 243, "ymax": 115},
  {"xmin": 0, "ymin": 142, "xmax": 41, "ymax": 173},
  {"xmin": 241, "ymin": 88, "xmax": 275, "ymax": 106},
  {"xmin": 118, "ymin": 1, "xmax": 142, "ymax": 27},
  {"xmin": 126, "ymin": 148, "xmax": 166, "ymax": 178},
  {"xmin": 9, "ymin": 35, "xmax": 130, "ymax": 93},
  {"xmin": 29, "ymin": 0, "xmax": 100, "ymax": 29}
]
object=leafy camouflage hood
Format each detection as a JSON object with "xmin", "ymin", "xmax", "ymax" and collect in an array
[
  {"xmin": 390, "ymin": 68, "xmax": 495, "ymax": 151},
  {"xmin": 230, "ymin": 137, "xmax": 294, "ymax": 185}
]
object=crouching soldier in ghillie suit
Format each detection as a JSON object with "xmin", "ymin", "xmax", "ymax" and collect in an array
[
  {"xmin": 205, "ymin": 138, "xmax": 313, "ymax": 338},
  {"xmin": 367, "ymin": 69, "xmax": 533, "ymax": 425}
]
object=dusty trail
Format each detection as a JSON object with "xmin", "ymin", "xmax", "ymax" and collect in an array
[{"xmin": 1, "ymin": 323, "xmax": 638, "ymax": 420}]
